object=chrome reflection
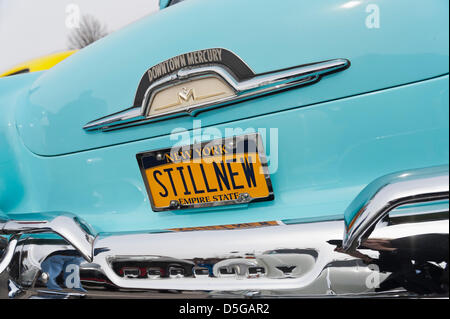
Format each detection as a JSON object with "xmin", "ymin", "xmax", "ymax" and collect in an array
[
  {"xmin": 336, "ymin": 233, "xmax": 448, "ymax": 295},
  {"xmin": 1, "ymin": 166, "xmax": 448, "ymax": 298},
  {"xmin": 4, "ymin": 216, "xmax": 447, "ymax": 298},
  {"xmin": 343, "ymin": 165, "xmax": 449, "ymax": 251},
  {"xmin": 0, "ymin": 213, "xmax": 95, "ymax": 262}
]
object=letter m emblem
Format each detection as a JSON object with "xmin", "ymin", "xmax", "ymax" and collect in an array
[{"xmin": 178, "ymin": 87, "xmax": 194, "ymax": 102}]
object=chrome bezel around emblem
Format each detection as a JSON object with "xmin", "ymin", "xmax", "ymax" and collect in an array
[{"xmin": 83, "ymin": 48, "xmax": 350, "ymax": 132}]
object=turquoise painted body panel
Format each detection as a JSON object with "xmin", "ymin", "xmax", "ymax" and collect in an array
[
  {"xmin": 1, "ymin": 74, "xmax": 448, "ymax": 232},
  {"xmin": 14, "ymin": 0, "xmax": 449, "ymax": 155},
  {"xmin": 0, "ymin": 0, "xmax": 448, "ymax": 233}
]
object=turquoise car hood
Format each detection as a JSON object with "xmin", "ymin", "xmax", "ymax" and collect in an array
[{"xmin": 15, "ymin": 0, "xmax": 449, "ymax": 156}]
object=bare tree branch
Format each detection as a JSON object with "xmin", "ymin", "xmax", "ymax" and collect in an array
[{"xmin": 67, "ymin": 14, "xmax": 108, "ymax": 50}]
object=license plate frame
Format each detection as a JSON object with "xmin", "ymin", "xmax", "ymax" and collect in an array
[{"xmin": 136, "ymin": 134, "xmax": 274, "ymax": 212}]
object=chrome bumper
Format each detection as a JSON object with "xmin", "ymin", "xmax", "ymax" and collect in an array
[{"xmin": 1, "ymin": 165, "xmax": 448, "ymax": 298}]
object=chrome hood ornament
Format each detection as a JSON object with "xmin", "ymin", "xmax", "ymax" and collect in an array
[{"xmin": 83, "ymin": 48, "xmax": 350, "ymax": 131}]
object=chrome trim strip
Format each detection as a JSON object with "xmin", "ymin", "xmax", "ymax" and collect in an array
[
  {"xmin": 343, "ymin": 165, "xmax": 449, "ymax": 251},
  {"xmin": 83, "ymin": 59, "xmax": 350, "ymax": 131}
]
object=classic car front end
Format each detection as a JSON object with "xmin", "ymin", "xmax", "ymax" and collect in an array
[{"xmin": 0, "ymin": 0, "xmax": 449, "ymax": 299}]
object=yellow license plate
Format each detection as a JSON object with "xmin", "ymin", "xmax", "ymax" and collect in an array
[{"xmin": 136, "ymin": 134, "xmax": 274, "ymax": 211}]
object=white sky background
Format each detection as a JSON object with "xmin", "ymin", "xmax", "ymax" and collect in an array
[{"xmin": 0, "ymin": 0, "xmax": 159, "ymax": 73}]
